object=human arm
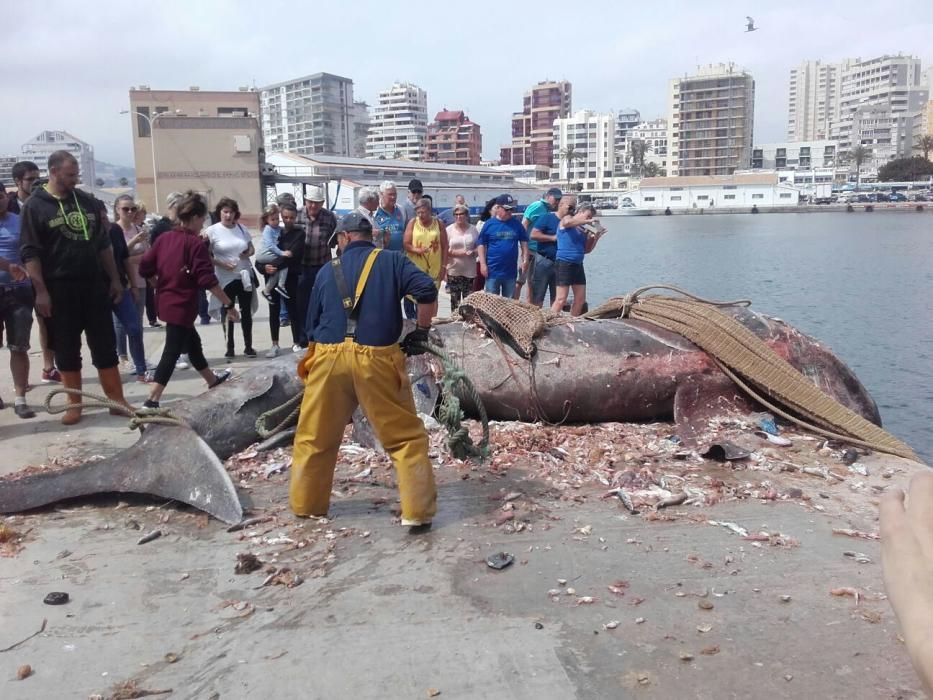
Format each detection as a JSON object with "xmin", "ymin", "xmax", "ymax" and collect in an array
[
  {"xmin": 99, "ymin": 248, "xmax": 124, "ymax": 304},
  {"xmin": 0, "ymin": 257, "xmax": 27, "ymax": 281},
  {"xmin": 560, "ymin": 211, "xmax": 594, "ymax": 228},
  {"xmin": 208, "ymin": 283, "xmax": 240, "ymax": 322},
  {"xmin": 262, "ymin": 226, "xmax": 288, "ymax": 258},
  {"xmin": 531, "ymin": 226, "xmax": 557, "ymax": 243},
  {"xmin": 519, "ymin": 241, "xmax": 529, "ymax": 272},
  {"xmin": 24, "ymin": 260, "xmax": 50, "ymax": 316},
  {"xmin": 881, "ymin": 472, "xmax": 933, "ymax": 696},
  {"xmin": 403, "ymin": 219, "xmax": 419, "ymax": 254},
  {"xmin": 476, "ymin": 244, "xmax": 487, "ymax": 278},
  {"xmin": 438, "ymin": 223, "xmax": 449, "ymax": 281}
]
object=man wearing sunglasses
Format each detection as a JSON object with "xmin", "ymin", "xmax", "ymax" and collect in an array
[{"xmin": 9, "ymin": 160, "xmax": 61, "ymax": 384}]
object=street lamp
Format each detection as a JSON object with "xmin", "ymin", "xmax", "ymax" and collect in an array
[{"xmin": 120, "ymin": 108, "xmax": 178, "ymax": 211}]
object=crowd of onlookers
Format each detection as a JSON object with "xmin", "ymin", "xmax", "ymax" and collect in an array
[{"xmin": 0, "ymin": 154, "xmax": 604, "ymax": 420}]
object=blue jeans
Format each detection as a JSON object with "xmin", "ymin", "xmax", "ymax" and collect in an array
[
  {"xmin": 530, "ymin": 254, "xmax": 556, "ymax": 306},
  {"xmin": 112, "ymin": 289, "xmax": 147, "ymax": 374},
  {"xmin": 484, "ymin": 277, "xmax": 516, "ymax": 298}
]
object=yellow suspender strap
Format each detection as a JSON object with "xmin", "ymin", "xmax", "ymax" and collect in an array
[{"xmin": 351, "ymin": 249, "xmax": 381, "ymax": 311}]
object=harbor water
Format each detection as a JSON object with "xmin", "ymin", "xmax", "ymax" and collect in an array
[{"xmin": 584, "ymin": 212, "xmax": 932, "ymax": 463}]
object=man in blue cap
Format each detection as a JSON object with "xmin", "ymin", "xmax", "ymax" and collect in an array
[
  {"xmin": 517, "ymin": 187, "xmax": 561, "ymax": 302},
  {"xmin": 290, "ymin": 211, "xmax": 439, "ymax": 530},
  {"xmin": 475, "ymin": 194, "xmax": 528, "ymax": 298}
]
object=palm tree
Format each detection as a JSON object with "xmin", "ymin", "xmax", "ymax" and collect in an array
[
  {"xmin": 845, "ymin": 145, "xmax": 872, "ymax": 190},
  {"xmin": 558, "ymin": 145, "xmax": 585, "ymax": 190},
  {"xmin": 642, "ymin": 162, "xmax": 661, "ymax": 178},
  {"xmin": 914, "ymin": 135, "xmax": 933, "ymax": 161},
  {"xmin": 628, "ymin": 139, "xmax": 652, "ymax": 177}
]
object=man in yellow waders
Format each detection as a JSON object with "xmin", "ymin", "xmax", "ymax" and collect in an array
[{"xmin": 290, "ymin": 211, "xmax": 439, "ymax": 529}]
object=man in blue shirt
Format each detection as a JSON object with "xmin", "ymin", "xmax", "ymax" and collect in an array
[
  {"xmin": 374, "ymin": 181, "xmax": 408, "ymax": 252},
  {"xmin": 475, "ymin": 194, "xmax": 529, "ymax": 298},
  {"xmin": 528, "ymin": 194, "xmax": 573, "ymax": 308},
  {"xmin": 516, "ymin": 187, "xmax": 561, "ymax": 302},
  {"xmin": 0, "ymin": 186, "xmax": 36, "ymax": 418},
  {"xmin": 291, "ymin": 211, "xmax": 439, "ymax": 530}
]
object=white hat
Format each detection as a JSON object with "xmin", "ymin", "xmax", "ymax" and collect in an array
[{"xmin": 304, "ymin": 185, "xmax": 325, "ymax": 203}]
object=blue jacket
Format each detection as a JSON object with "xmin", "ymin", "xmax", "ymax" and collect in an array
[{"xmin": 307, "ymin": 240, "xmax": 437, "ymax": 346}]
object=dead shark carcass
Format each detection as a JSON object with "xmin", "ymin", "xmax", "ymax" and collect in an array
[{"xmin": 0, "ymin": 356, "xmax": 303, "ymax": 524}]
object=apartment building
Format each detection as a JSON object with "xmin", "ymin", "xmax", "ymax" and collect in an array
[
  {"xmin": 21, "ymin": 130, "xmax": 96, "ymax": 185},
  {"xmin": 423, "ymin": 110, "xmax": 482, "ymax": 165},
  {"xmin": 551, "ymin": 110, "xmax": 615, "ymax": 190},
  {"xmin": 260, "ymin": 73, "xmax": 357, "ymax": 156},
  {"xmin": 668, "ymin": 63, "xmax": 755, "ymax": 177},
  {"xmin": 365, "ymin": 82, "xmax": 428, "ymax": 160},
  {"xmin": 629, "ymin": 118, "xmax": 669, "ymax": 173},
  {"xmin": 500, "ymin": 80, "xmax": 572, "ymax": 168},
  {"xmin": 613, "ymin": 109, "xmax": 641, "ymax": 176}
]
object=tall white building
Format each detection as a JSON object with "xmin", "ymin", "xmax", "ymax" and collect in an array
[
  {"xmin": 551, "ymin": 109, "xmax": 616, "ymax": 191},
  {"xmin": 21, "ymin": 130, "xmax": 96, "ymax": 185},
  {"xmin": 786, "ymin": 59, "xmax": 858, "ymax": 141},
  {"xmin": 629, "ymin": 119, "xmax": 669, "ymax": 174},
  {"xmin": 613, "ymin": 109, "xmax": 641, "ymax": 176},
  {"xmin": 668, "ymin": 63, "xmax": 755, "ymax": 177},
  {"xmin": 260, "ymin": 73, "xmax": 357, "ymax": 156},
  {"xmin": 350, "ymin": 101, "xmax": 370, "ymax": 158},
  {"xmin": 366, "ymin": 82, "xmax": 428, "ymax": 160}
]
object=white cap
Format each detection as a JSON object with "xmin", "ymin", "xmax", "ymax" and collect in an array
[{"xmin": 304, "ymin": 185, "xmax": 325, "ymax": 203}]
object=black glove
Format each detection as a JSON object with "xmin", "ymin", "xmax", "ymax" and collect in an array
[{"xmin": 401, "ymin": 327, "xmax": 430, "ymax": 356}]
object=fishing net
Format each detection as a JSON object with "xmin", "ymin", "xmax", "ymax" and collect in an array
[{"xmin": 457, "ymin": 292, "xmax": 550, "ymax": 358}]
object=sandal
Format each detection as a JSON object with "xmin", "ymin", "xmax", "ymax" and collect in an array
[{"xmin": 209, "ymin": 370, "xmax": 232, "ymax": 389}]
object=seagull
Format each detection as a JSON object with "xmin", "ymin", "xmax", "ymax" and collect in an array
[{"xmin": 745, "ymin": 16, "xmax": 758, "ymax": 32}]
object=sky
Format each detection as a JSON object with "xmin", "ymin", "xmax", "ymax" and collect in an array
[{"xmin": 4, "ymin": 0, "xmax": 932, "ymax": 167}]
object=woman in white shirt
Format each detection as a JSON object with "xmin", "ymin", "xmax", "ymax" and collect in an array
[
  {"xmin": 205, "ymin": 197, "xmax": 256, "ymax": 358},
  {"xmin": 445, "ymin": 203, "xmax": 478, "ymax": 312}
]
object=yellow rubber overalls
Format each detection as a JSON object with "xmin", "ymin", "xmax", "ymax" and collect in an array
[{"xmin": 290, "ymin": 249, "xmax": 437, "ymax": 524}]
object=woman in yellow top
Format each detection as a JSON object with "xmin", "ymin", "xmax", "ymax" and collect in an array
[{"xmin": 403, "ymin": 196, "xmax": 448, "ymax": 318}]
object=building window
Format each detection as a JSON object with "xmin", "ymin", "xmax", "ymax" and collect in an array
[
  {"xmin": 670, "ymin": 196, "xmax": 682, "ymax": 201},
  {"xmin": 752, "ymin": 194, "xmax": 764, "ymax": 199},
  {"xmin": 724, "ymin": 194, "xmax": 736, "ymax": 200},
  {"xmin": 644, "ymin": 196, "xmax": 656, "ymax": 202},
  {"xmin": 779, "ymin": 193, "xmax": 793, "ymax": 198},
  {"xmin": 696, "ymin": 195, "xmax": 709, "ymax": 200}
]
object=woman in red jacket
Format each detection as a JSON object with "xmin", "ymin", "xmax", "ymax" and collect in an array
[{"xmin": 138, "ymin": 192, "xmax": 240, "ymax": 409}]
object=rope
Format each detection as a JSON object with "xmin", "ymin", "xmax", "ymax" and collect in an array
[
  {"xmin": 43, "ymin": 388, "xmax": 189, "ymax": 431},
  {"xmin": 585, "ymin": 284, "xmax": 751, "ymax": 320},
  {"xmin": 413, "ymin": 340, "xmax": 490, "ymax": 462},
  {"xmin": 619, "ymin": 294, "xmax": 917, "ymax": 461},
  {"xmin": 255, "ymin": 393, "xmax": 303, "ymax": 439},
  {"xmin": 253, "ymin": 341, "xmax": 491, "ymax": 462}
]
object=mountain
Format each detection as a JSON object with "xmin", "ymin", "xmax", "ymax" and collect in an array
[{"xmin": 93, "ymin": 160, "xmax": 136, "ymax": 187}]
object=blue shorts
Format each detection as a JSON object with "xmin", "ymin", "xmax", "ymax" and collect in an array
[
  {"xmin": 0, "ymin": 283, "xmax": 34, "ymax": 352},
  {"xmin": 484, "ymin": 277, "xmax": 516, "ymax": 298}
]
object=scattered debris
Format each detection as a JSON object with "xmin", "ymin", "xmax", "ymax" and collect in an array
[
  {"xmin": 779, "ymin": 595, "xmax": 792, "ymax": 603},
  {"xmin": 708, "ymin": 520, "xmax": 749, "ymax": 537},
  {"xmin": 234, "ymin": 553, "xmax": 263, "ymax": 575},
  {"xmin": 656, "ymin": 492, "xmax": 687, "ymax": 509},
  {"xmin": 427, "ymin": 688, "xmax": 441, "ymax": 697},
  {"xmin": 108, "ymin": 680, "xmax": 173, "ymax": 699},
  {"xmin": 603, "ymin": 620, "xmax": 620, "ymax": 630},
  {"xmin": 43, "ymin": 592, "xmax": 69, "ymax": 606},
  {"xmin": 679, "ymin": 651, "xmax": 695, "ymax": 662},
  {"xmin": 164, "ymin": 652, "xmax": 180, "ymax": 664},
  {"xmin": 843, "ymin": 551, "xmax": 873, "ymax": 564},
  {"xmin": 16, "ymin": 664, "xmax": 33, "ymax": 680},
  {"xmin": 698, "ymin": 600, "xmax": 715, "ymax": 611},
  {"xmin": 0, "ymin": 618, "xmax": 47, "ymax": 653},
  {"xmin": 830, "ymin": 587, "xmax": 861, "ymax": 604},
  {"xmin": 0, "ymin": 523, "xmax": 29, "ymax": 556},
  {"xmin": 534, "ymin": 622, "xmax": 544, "ymax": 630},
  {"xmin": 635, "ymin": 617, "xmax": 646, "ymax": 625},
  {"xmin": 700, "ymin": 645, "xmax": 720, "ymax": 656},
  {"xmin": 701, "ymin": 442, "xmax": 750, "ymax": 462},
  {"xmin": 841, "ymin": 449, "xmax": 859, "ymax": 466},
  {"xmin": 136, "ymin": 530, "xmax": 162, "ymax": 545},
  {"xmin": 258, "ymin": 568, "xmax": 303, "ymax": 588},
  {"xmin": 697, "ymin": 625, "xmax": 712, "ymax": 633},
  {"xmin": 226, "ymin": 515, "xmax": 273, "ymax": 532},
  {"xmin": 832, "ymin": 528, "xmax": 879, "ymax": 541},
  {"xmin": 486, "ymin": 552, "xmax": 514, "ymax": 570}
]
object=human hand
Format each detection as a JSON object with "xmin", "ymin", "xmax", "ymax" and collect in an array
[
  {"xmin": 227, "ymin": 306, "xmax": 241, "ymax": 322},
  {"xmin": 881, "ymin": 472, "xmax": 933, "ymax": 695},
  {"xmin": 225, "ymin": 260, "xmax": 239, "ymax": 271},
  {"xmin": 480, "ymin": 263, "xmax": 488, "ymax": 278},
  {"xmin": 400, "ymin": 327, "xmax": 430, "ymax": 356},
  {"xmin": 34, "ymin": 290, "xmax": 52, "ymax": 317},
  {"xmin": 8, "ymin": 263, "xmax": 28, "ymax": 282},
  {"xmin": 264, "ymin": 264, "xmax": 277, "ymax": 274},
  {"xmin": 283, "ymin": 250, "xmax": 293, "ymax": 258},
  {"xmin": 109, "ymin": 282, "xmax": 123, "ymax": 305},
  {"xmin": 131, "ymin": 287, "xmax": 140, "ymax": 304}
]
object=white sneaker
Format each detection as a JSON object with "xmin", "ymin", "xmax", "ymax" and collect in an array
[
  {"xmin": 292, "ymin": 344, "xmax": 303, "ymax": 353},
  {"xmin": 265, "ymin": 345, "xmax": 280, "ymax": 358},
  {"xmin": 176, "ymin": 354, "xmax": 190, "ymax": 370}
]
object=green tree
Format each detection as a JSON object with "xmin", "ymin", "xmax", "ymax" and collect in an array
[
  {"xmin": 628, "ymin": 139, "xmax": 652, "ymax": 177},
  {"xmin": 642, "ymin": 162, "xmax": 661, "ymax": 178},
  {"xmin": 877, "ymin": 156, "xmax": 933, "ymax": 182},
  {"xmin": 844, "ymin": 145, "xmax": 872, "ymax": 190},
  {"xmin": 94, "ymin": 177, "xmax": 105, "ymax": 187},
  {"xmin": 558, "ymin": 145, "xmax": 585, "ymax": 189},
  {"xmin": 119, "ymin": 177, "xmax": 129, "ymax": 187},
  {"xmin": 914, "ymin": 135, "xmax": 933, "ymax": 161}
]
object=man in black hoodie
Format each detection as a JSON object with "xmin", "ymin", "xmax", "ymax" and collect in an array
[{"xmin": 19, "ymin": 150, "xmax": 131, "ymax": 425}]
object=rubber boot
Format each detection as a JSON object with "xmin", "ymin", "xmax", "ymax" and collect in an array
[
  {"xmin": 97, "ymin": 366, "xmax": 134, "ymax": 416},
  {"xmin": 60, "ymin": 371, "xmax": 83, "ymax": 425}
]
